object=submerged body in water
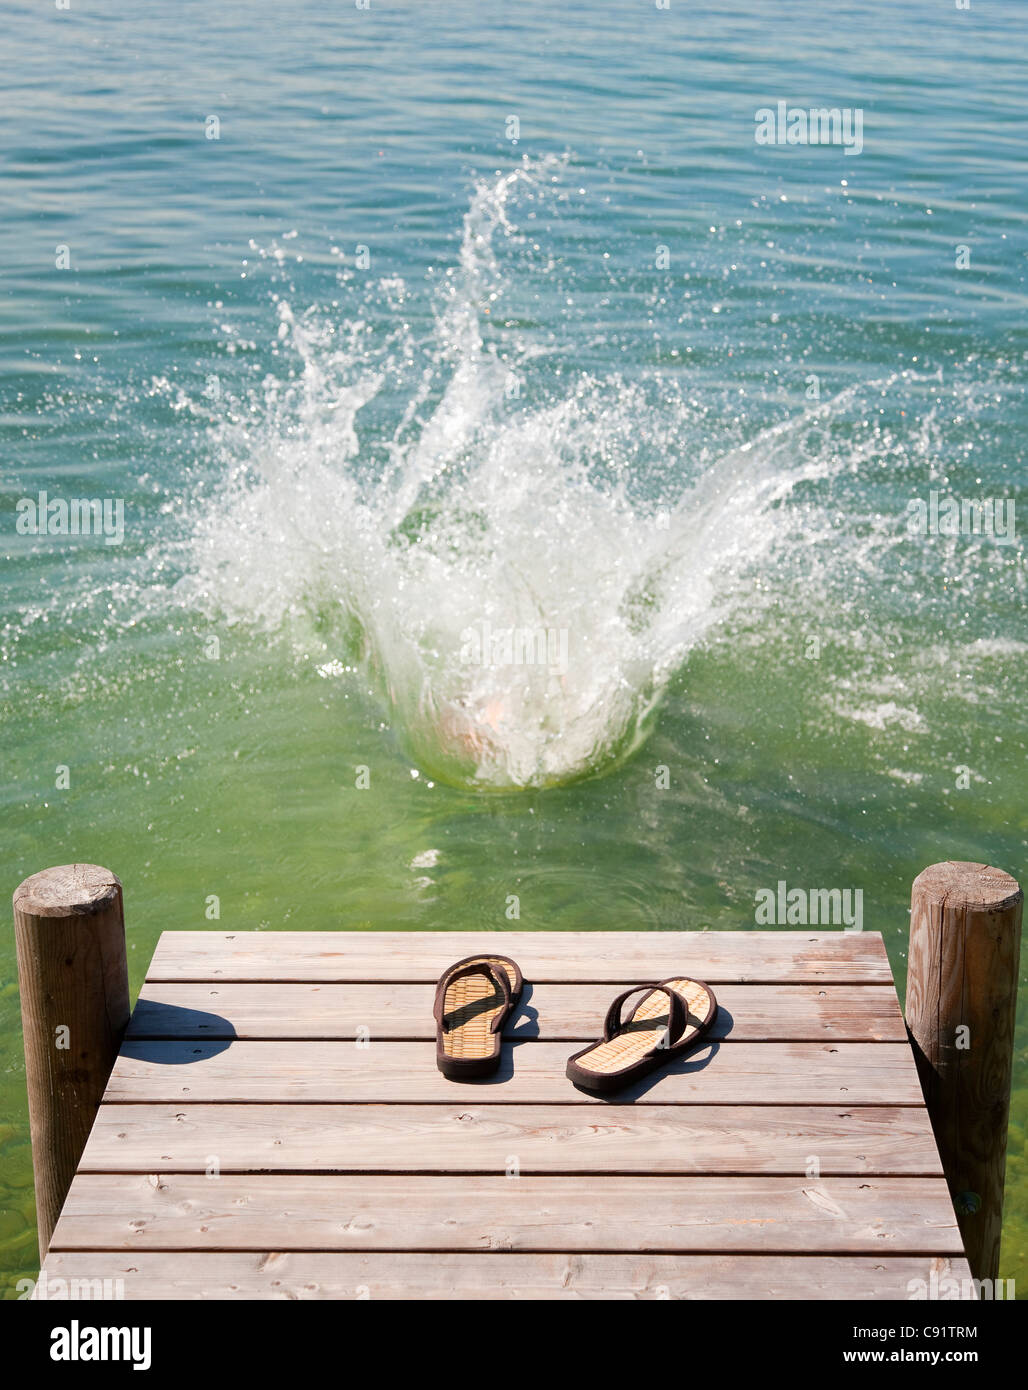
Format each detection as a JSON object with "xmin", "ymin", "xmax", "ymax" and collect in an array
[
  {"xmin": 179, "ymin": 158, "xmax": 1007, "ymax": 791},
  {"xmin": 183, "ymin": 161, "xmax": 841, "ymax": 788}
]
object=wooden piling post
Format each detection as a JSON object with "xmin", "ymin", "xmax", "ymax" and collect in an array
[
  {"xmin": 905, "ymin": 860, "xmax": 1023, "ymax": 1286},
  {"xmin": 13, "ymin": 864, "xmax": 129, "ymax": 1259}
]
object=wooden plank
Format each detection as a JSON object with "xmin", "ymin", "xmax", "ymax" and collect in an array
[
  {"xmin": 37, "ymin": 1250, "xmax": 978, "ymax": 1299},
  {"xmin": 103, "ymin": 1040, "xmax": 925, "ymax": 1105},
  {"xmin": 50, "ymin": 1173, "xmax": 963, "ymax": 1253},
  {"xmin": 80, "ymin": 1103, "xmax": 944, "ymax": 1175},
  {"xmin": 128, "ymin": 982, "xmax": 907, "ymax": 1042},
  {"xmin": 146, "ymin": 930, "xmax": 893, "ymax": 984}
]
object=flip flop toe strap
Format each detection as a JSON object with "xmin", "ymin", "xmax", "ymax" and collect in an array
[
  {"xmin": 603, "ymin": 983, "xmax": 688, "ymax": 1048},
  {"xmin": 434, "ymin": 959, "xmax": 512, "ymax": 1033}
]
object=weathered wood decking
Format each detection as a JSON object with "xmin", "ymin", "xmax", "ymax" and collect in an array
[{"xmin": 40, "ymin": 929, "xmax": 973, "ymax": 1299}]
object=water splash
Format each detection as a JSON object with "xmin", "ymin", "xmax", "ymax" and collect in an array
[{"xmin": 178, "ymin": 157, "xmax": 1007, "ymax": 789}]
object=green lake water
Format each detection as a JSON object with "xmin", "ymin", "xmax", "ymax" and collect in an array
[{"xmin": 1, "ymin": 0, "xmax": 1025, "ymax": 1296}]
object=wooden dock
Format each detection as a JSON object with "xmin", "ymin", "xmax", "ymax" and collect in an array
[{"xmin": 37, "ymin": 927, "xmax": 976, "ymax": 1299}]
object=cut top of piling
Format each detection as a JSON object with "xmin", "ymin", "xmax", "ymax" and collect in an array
[
  {"xmin": 13, "ymin": 864, "xmax": 122, "ymax": 918},
  {"xmin": 911, "ymin": 861, "xmax": 1022, "ymax": 912}
]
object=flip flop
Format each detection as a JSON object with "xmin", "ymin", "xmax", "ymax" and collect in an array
[
  {"xmin": 434, "ymin": 954, "xmax": 524, "ymax": 1080},
  {"xmin": 566, "ymin": 976, "xmax": 718, "ymax": 1093}
]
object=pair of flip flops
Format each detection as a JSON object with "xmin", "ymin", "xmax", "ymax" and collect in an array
[{"xmin": 433, "ymin": 953, "xmax": 718, "ymax": 1092}]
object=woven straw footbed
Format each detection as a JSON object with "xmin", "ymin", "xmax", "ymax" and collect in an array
[
  {"xmin": 576, "ymin": 977, "xmax": 712, "ymax": 1076},
  {"xmin": 440, "ymin": 956, "xmax": 519, "ymax": 1059}
]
